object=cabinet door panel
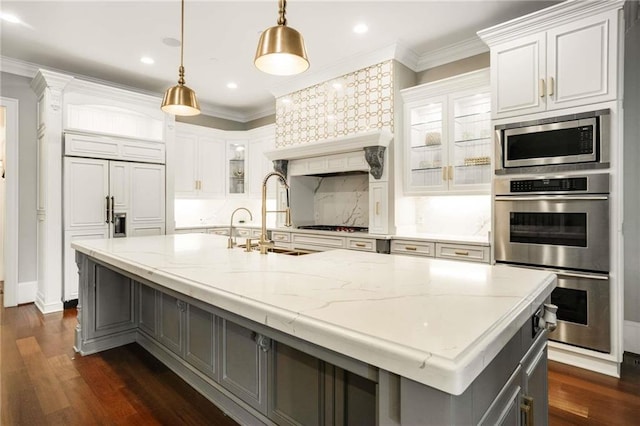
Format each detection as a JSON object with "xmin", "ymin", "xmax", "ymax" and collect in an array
[
  {"xmin": 109, "ymin": 161, "xmax": 130, "ymax": 212},
  {"xmin": 174, "ymin": 132, "xmax": 198, "ymax": 195},
  {"xmin": 138, "ymin": 284, "xmax": 157, "ymax": 336},
  {"xmin": 269, "ymin": 342, "xmax": 323, "ymax": 426},
  {"xmin": 64, "ymin": 157, "xmax": 109, "ymax": 229},
  {"xmin": 158, "ymin": 293, "xmax": 184, "ymax": 356},
  {"xmin": 343, "ymin": 371, "xmax": 376, "ymax": 426},
  {"xmin": 89, "ymin": 263, "xmax": 135, "ymax": 339},
  {"xmin": 64, "ymin": 229, "xmax": 108, "ymax": 302},
  {"xmin": 130, "ymin": 163, "xmax": 165, "ymax": 225},
  {"xmin": 491, "ymin": 33, "xmax": 546, "ymax": 118},
  {"xmin": 199, "ymin": 136, "xmax": 226, "ymax": 197},
  {"xmin": 186, "ymin": 305, "xmax": 217, "ymax": 379},
  {"xmin": 369, "ymin": 182, "xmax": 388, "ymax": 234},
  {"xmin": 547, "ymin": 10, "xmax": 617, "ymax": 109},
  {"xmin": 219, "ymin": 319, "xmax": 267, "ymax": 414}
]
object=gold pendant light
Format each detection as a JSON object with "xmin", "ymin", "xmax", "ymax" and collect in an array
[
  {"xmin": 255, "ymin": 0, "xmax": 309, "ymax": 76},
  {"xmin": 161, "ymin": 0, "xmax": 200, "ymax": 116}
]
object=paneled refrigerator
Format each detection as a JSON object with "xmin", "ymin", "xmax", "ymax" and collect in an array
[{"xmin": 63, "ymin": 156, "xmax": 165, "ymax": 301}]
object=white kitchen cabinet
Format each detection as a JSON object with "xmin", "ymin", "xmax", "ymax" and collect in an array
[
  {"xmin": 248, "ymin": 126, "xmax": 276, "ymax": 197},
  {"xmin": 174, "ymin": 123, "xmax": 226, "ymax": 198},
  {"xmin": 401, "ymin": 69, "xmax": 491, "ymax": 195},
  {"xmin": 480, "ymin": 5, "xmax": 619, "ymax": 119},
  {"xmin": 63, "ymin": 156, "xmax": 165, "ymax": 300},
  {"xmin": 435, "ymin": 242, "xmax": 490, "ymax": 263}
]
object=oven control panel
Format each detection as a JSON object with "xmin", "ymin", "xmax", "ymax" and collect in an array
[{"xmin": 510, "ymin": 177, "xmax": 587, "ymax": 193}]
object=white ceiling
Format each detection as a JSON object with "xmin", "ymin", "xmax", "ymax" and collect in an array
[{"xmin": 1, "ymin": 1, "xmax": 560, "ymax": 121}]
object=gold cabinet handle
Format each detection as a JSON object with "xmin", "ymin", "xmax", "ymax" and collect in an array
[
  {"xmin": 355, "ymin": 243, "xmax": 366, "ymax": 248},
  {"xmin": 454, "ymin": 250, "xmax": 469, "ymax": 256},
  {"xmin": 521, "ymin": 396, "xmax": 534, "ymax": 426},
  {"xmin": 375, "ymin": 201, "xmax": 380, "ymax": 215},
  {"xmin": 548, "ymin": 76, "xmax": 555, "ymax": 96},
  {"xmin": 405, "ymin": 246, "xmax": 417, "ymax": 251},
  {"xmin": 275, "ymin": 235, "xmax": 285, "ymax": 240},
  {"xmin": 448, "ymin": 165, "xmax": 453, "ymax": 181},
  {"xmin": 442, "ymin": 166, "xmax": 448, "ymax": 181},
  {"xmin": 539, "ymin": 78, "xmax": 546, "ymax": 98}
]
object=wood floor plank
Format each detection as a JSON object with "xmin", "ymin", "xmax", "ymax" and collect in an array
[{"xmin": 15, "ymin": 336, "xmax": 71, "ymax": 415}]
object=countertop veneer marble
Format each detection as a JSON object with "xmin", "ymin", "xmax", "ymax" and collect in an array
[{"xmin": 72, "ymin": 233, "xmax": 555, "ymax": 395}]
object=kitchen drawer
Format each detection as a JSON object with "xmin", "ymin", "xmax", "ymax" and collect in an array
[
  {"xmin": 292, "ymin": 233, "xmax": 345, "ymax": 251},
  {"xmin": 207, "ymin": 228, "xmax": 229, "ymax": 236},
  {"xmin": 347, "ymin": 237, "xmax": 376, "ymax": 253},
  {"xmin": 251, "ymin": 229, "xmax": 263, "ymax": 238},
  {"xmin": 175, "ymin": 228, "xmax": 207, "ymax": 234},
  {"xmin": 435, "ymin": 243, "xmax": 489, "ymax": 263},
  {"xmin": 235, "ymin": 228, "xmax": 252, "ymax": 238},
  {"xmin": 271, "ymin": 231, "xmax": 291, "ymax": 243},
  {"xmin": 390, "ymin": 240, "xmax": 435, "ymax": 257}
]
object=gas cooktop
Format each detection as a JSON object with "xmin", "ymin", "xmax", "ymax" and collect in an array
[{"xmin": 296, "ymin": 225, "xmax": 369, "ymax": 233}]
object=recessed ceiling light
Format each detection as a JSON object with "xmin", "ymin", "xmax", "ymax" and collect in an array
[
  {"xmin": 140, "ymin": 56, "xmax": 155, "ymax": 65},
  {"xmin": 227, "ymin": 82, "xmax": 238, "ymax": 89},
  {"xmin": 353, "ymin": 23, "xmax": 368, "ymax": 34},
  {"xmin": 1, "ymin": 12, "xmax": 21, "ymax": 24},
  {"xmin": 162, "ymin": 37, "xmax": 181, "ymax": 47}
]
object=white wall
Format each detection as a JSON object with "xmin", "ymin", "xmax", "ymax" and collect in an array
[
  {"xmin": 0, "ymin": 106, "xmax": 5, "ymax": 280},
  {"xmin": 0, "ymin": 72, "xmax": 38, "ymax": 285},
  {"xmin": 623, "ymin": 0, "xmax": 640, "ymax": 353}
]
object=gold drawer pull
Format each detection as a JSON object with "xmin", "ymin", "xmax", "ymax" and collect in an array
[
  {"xmin": 454, "ymin": 250, "xmax": 469, "ymax": 256},
  {"xmin": 405, "ymin": 246, "xmax": 417, "ymax": 251},
  {"xmin": 355, "ymin": 243, "xmax": 366, "ymax": 248},
  {"xmin": 275, "ymin": 235, "xmax": 285, "ymax": 240}
]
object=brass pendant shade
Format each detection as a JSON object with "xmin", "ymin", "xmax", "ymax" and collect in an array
[
  {"xmin": 161, "ymin": 0, "xmax": 200, "ymax": 116},
  {"xmin": 255, "ymin": 0, "xmax": 309, "ymax": 76}
]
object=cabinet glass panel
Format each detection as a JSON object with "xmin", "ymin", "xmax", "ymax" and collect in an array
[
  {"xmin": 409, "ymin": 101, "xmax": 444, "ymax": 187},
  {"xmin": 451, "ymin": 92, "xmax": 491, "ymax": 186},
  {"xmin": 228, "ymin": 142, "xmax": 246, "ymax": 194}
]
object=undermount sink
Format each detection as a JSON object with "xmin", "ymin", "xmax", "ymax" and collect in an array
[{"xmin": 236, "ymin": 244, "xmax": 315, "ymax": 256}]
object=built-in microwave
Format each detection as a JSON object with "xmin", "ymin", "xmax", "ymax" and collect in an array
[{"xmin": 495, "ymin": 110, "xmax": 609, "ymax": 172}]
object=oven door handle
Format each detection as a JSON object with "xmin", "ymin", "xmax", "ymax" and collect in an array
[
  {"xmin": 494, "ymin": 196, "xmax": 609, "ymax": 201},
  {"xmin": 528, "ymin": 266, "xmax": 609, "ymax": 280}
]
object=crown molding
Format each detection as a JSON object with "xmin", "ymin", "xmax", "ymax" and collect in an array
[
  {"xmin": 0, "ymin": 56, "xmax": 40, "ymax": 78},
  {"xmin": 478, "ymin": 0, "xmax": 625, "ymax": 46},
  {"xmin": 415, "ymin": 37, "xmax": 488, "ymax": 72}
]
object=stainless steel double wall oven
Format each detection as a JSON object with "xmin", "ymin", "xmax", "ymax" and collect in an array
[{"xmin": 493, "ymin": 110, "xmax": 612, "ymax": 353}]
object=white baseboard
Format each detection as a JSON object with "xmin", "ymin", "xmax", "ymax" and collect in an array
[
  {"xmin": 624, "ymin": 320, "xmax": 640, "ymax": 355},
  {"xmin": 17, "ymin": 280, "xmax": 37, "ymax": 305},
  {"xmin": 35, "ymin": 291, "xmax": 64, "ymax": 314}
]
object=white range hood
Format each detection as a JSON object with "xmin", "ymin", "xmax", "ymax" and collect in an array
[{"xmin": 264, "ymin": 129, "xmax": 392, "ymax": 161}]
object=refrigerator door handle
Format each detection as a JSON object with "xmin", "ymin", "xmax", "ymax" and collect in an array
[
  {"xmin": 105, "ymin": 196, "xmax": 110, "ymax": 224},
  {"xmin": 110, "ymin": 196, "xmax": 115, "ymax": 224}
]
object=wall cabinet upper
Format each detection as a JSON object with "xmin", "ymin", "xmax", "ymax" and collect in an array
[
  {"xmin": 401, "ymin": 69, "xmax": 491, "ymax": 195},
  {"xmin": 174, "ymin": 123, "xmax": 275, "ymax": 199},
  {"xmin": 479, "ymin": 3, "xmax": 621, "ymax": 119},
  {"xmin": 174, "ymin": 123, "xmax": 226, "ymax": 198}
]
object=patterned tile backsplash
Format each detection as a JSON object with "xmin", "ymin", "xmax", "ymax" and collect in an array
[{"xmin": 275, "ymin": 60, "xmax": 394, "ymax": 147}]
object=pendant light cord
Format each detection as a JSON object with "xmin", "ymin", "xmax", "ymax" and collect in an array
[
  {"xmin": 277, "ymin": 0, "xmax": 287, "ymax": 26},
  {"xmin": 178, "ymin": 0, "xmax": 185, "ymax": 84}
]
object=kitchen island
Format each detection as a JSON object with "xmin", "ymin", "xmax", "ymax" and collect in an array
[{"xmin": 72, "ymin": 233, "xmax": 556, "ymax": 425}]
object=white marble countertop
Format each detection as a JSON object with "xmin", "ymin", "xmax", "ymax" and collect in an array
[{"xmin": 72, "ymin": 233, "xmax": 555, "ymax": 395}]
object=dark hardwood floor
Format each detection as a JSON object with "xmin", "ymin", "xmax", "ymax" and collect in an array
[{"xmin": 1, "ymin": 298, "xmax": 639, "ymax": 425}]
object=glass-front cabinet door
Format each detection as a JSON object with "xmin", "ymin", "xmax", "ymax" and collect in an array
[
  {"xmin": 408, "ymin": 97, "xmax": 448, "ymax": 191},
  {"xmin": 450, "ymin": 91, "xmax": 491, "ymax": 190},
  {"xmin": 227, "ymin": 140, "xmax": 247, "ymax": 195},
  {"xmin": 401, "ymin": 69, "xmax": 491, "ymax": 194}
]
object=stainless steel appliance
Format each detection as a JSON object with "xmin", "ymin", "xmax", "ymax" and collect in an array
[
  {"xmin": 494, "ymin": 173, "xmax": 609, "ymax": 272},
  {"xmin": 495, "ymin": 110, "xmax": 609, "ymax": 172},
  {"xmin": 494, "ymin": 173, "xmax": 611, "ymax": 352}
]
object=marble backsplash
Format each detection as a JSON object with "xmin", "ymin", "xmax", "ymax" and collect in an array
[{"xmin": 314, "ymin": 174, "xmax": 369, "ymax": 227}]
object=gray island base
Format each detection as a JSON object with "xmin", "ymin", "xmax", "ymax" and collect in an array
[{"xmin": 72, "ymin": 234, "xmax": 556, "ymax": 425}]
